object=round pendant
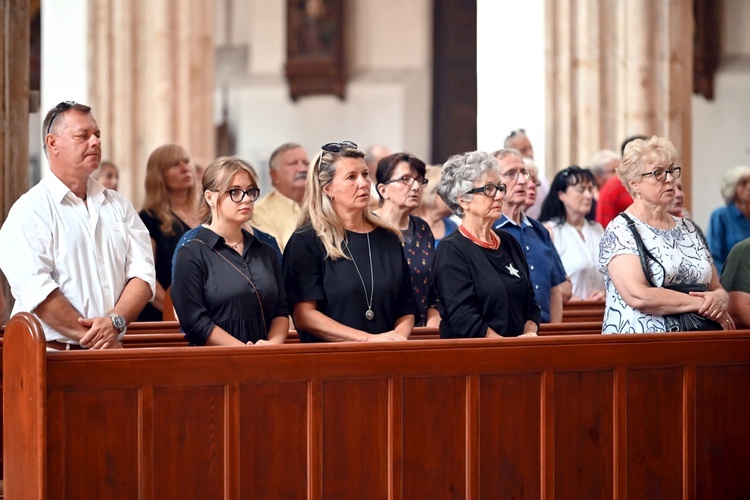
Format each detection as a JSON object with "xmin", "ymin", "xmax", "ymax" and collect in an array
[{"xmin": 365, "ymin": 309, "xmax": 375, "ymax": 320}]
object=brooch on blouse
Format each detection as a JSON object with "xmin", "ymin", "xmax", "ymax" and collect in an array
[{"xmin": 506, "ymin": 263, "xmax": 520, "ymax": 278}]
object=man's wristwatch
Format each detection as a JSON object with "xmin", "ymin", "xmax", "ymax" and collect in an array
[{"xmin": 108, "ymin": 313, "xmax": 127, "ymax": 333}]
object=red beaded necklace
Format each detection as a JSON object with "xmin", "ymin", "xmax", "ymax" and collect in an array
[{"xmin": 459, "ymin": 225, "xmax": 500, "ymax": 250}]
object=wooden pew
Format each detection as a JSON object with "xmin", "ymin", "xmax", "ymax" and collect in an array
[
  {"xmin": 562, "ymin": 299, "xmax": 605, "ymax": 323},
  {"xmin": 5, "ymin": 312, "xmax": 749, "ymax": 498},
  {"xmin": 0, "ymin": 318, "xmax": 597, "ymax": 484},
  {"xmin": 119, "ymin": 321, "xmax": 603, "ymax": 347}
]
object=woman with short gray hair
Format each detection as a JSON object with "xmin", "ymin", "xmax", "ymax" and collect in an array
[
  {"xmin": 432, "ymin": 151, "xmax": 541, "ymax": 338},
  {"xmin": 707, "ymin": 165, "xmax": 750, "ymax": 273}
]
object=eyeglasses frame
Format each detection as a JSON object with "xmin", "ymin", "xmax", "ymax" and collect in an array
[
  {"xmin": 466, "ymin": 182, "xmax": 507, "ymax": 197},
  {"xmin": 226, "ymin": 187, "xmax": 261, "ymax": 203}
]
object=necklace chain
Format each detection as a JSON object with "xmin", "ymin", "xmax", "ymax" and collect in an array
[{"xmin": 345, "ymin": 233, "xmax": 375, "ymax": 320}]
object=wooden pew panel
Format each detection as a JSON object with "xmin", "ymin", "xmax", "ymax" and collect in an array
[
  {"xmin": 6, "ymin": 313, "xmax": 750, "ymax": 498},
  {"xmin": 695, "ymin": 364, "xmax": 750, "ymax": 498}
]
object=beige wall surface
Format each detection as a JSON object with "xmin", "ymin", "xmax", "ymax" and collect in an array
[{"xmin": 216, "ymin": 0, "xmax": 432, "ymax": 196}]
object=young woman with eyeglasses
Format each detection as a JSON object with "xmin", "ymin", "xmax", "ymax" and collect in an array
[
  {"xmin": 171, "ymin": 157, "xmax": 289, "ymax": 345},
  {"xmin": 283, "ymin": 141, "xmax": 416, "ymax": 342},
  {"xmin": 599, "ymin": 136, "xmax": 734, "ymax": 333},
  {"xmin": 373, "ymin": 153, "xmax": 440, "ymax": 327},
  {"xmin": 432, "ymin": 151, "xmax": 541, "ymax": 338}
]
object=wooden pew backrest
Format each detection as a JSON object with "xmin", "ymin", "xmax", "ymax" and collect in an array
[{"xmin": 4, "ymin": 312, "xmax": 749, "ymax": 498}]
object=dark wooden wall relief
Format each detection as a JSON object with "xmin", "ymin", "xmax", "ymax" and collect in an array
[{"xmin": 285, "ymin": 0, "xmax": 346, "ymax": 101}]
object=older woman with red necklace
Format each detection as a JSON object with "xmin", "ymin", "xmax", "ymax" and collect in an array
[{"xmin": 432, "ymin": 151, "xmax": 541, "ymax": 338}]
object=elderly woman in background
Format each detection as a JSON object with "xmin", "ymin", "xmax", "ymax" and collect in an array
[
  {"xmin": 599, "ymin": 136, "xmax": 733, "ymax": 333},
  {"xmin": 374, "ymin": 153, "xmax": 439, "ymax": 327},
  {"xmin": 412, "ymin": 165, "xmax": 458, "ymax": 246},
  {"xmin": 539, "ymin": 166, "xmax": 605, "ymax": 301},
  {"xmin": 138, "ymin": 144, "xmax": 199, "ymax": 321},
  {"xmin": 283, "ymin": 141, "xmax": 415, "ymax": 342},
  {"xmin": 707, "ymin": 165, "xmax": 750, "ymax": 274},
  {"xmin": 172, "ymin": 157, "xmax": 289, "ymax": 345},
  {"xmin": 521, "ymin": 158, "xmax": 541, "ymax": 213},
  {"xmin": 432, "ymin": 151, "xmax": 541, "ymax": 338}
]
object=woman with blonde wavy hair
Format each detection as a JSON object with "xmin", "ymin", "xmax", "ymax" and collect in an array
[
  {"xmin": 138, "ymin": 143, "xmax": 198, "ymax": 321},
  {"xmin": 283, "ymin": 141, "xmax": 416, "ymax": 342}
]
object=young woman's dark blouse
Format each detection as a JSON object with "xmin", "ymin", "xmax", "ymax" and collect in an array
[
  {"xmin": 171, "ymin": 227, "xmax": 289, "ymax": 345},
  {"xmin": 402, "ymin": 215, "xmax": 438, "ymax": 326},
  {"xmin": 283, "ymin": 224, "xmax": 416, "ymax": 342},
  {"xmin": 138, "ymin": 210, "xmax": 191, "ymax": 321},
  {"xmin": 432, "ymin": 229, "xmax": 541, "ymax": 338}
]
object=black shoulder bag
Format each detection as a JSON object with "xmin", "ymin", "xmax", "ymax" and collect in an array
[{"xmin": 619, "ymin": 213, "xmax": 722, "ymax": 332}]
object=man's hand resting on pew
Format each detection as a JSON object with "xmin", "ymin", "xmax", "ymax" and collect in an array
[{"xmin": 78, "ymin": 316, "xmax": 122, "ymax": 349}]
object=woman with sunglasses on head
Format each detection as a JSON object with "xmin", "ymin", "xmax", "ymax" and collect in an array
[
  {"xmin": 432, "ymin": 151, "xmax": 541, "ymax": 338},
  {"xmin": 374, "ymin": 153, "xmax": 440, "ymax": 327},
  {"xmin": 599, "ymin": 136, "xmax": 734, "ymax": 333},
  {"xmin": 283, "ymin": 141, "xmax": 416, "ymax": 342},
  {"xmin": 171, "ymin": 157, "xmax": 289, "ymax": 345},
  {"xmin": 539, "ymin": 166, "xmax": 606, "ymax": 301},
  {"xmin": 137, "ymin": 144, "xmax": 199, "ymax": 321}
]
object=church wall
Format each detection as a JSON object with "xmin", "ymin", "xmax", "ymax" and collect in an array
[
  {"xmin": 216, "ymin": 0, "xmax": 432, "ymax": 195},
  {"xmin": 691, "ymin": 0, "xmax": 750, "ymax": 230}
]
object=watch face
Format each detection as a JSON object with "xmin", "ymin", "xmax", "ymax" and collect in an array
[{"xmin": 110, "ymin": 314, "xmax": 127, "ymax": 331}]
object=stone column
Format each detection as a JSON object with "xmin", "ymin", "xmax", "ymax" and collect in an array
[
  {"xmin": 547, "ymin": 0, "xmax": 693, "ymax": 207},
  {"xmin": 0, "ymin": 0, "xmax": 30, "ymax": 320},
  {"xmin": 89, "ymin": 0, "xmax": 215, "ymax": 208}
]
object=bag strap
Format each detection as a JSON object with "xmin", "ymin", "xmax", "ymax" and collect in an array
[
  {"xmin": 618, "ymin": 212, "xmax": 665, "ymax": 288},
  {"xmin": 188, "ymin": 238, "xmax": 267, "ymax": 336}
]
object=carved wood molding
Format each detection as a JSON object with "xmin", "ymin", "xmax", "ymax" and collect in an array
[{"xmin": 693, "ymin": 0, "xmax": 720, "ymax": 100}]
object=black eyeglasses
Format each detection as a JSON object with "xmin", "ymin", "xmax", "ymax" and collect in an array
[
  {"xmin": 641, "ymin": 165, "xmax": 681, "ymax": 182},
  {"xmin": 383, "ymin": 175, "xmax": 428, "ymax": 188},
  {"xmin": 321, "ymin": 141, "xmax": 358, "ymax": 153},
  {"xmin": 46, "ymin": 101, "xmax": 76, "ymax": 135},
  {"xmin": 226, "ymin": 187, "xmax": 261, "ymax": 203},
  {"xmin": 508, "ymin": 128, "xmax": 526, "ymax": 137},
  {"xmin": 466, "ymin": 183, "xmax": 507, "ymax": 197}
]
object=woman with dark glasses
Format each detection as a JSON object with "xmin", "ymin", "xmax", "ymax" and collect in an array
[
  {"xmin": 374, "ymin": 153, "xmax": 440, "ymax": 327},
  {"xmin": 432, "ymin": 151, "xmax": 541, "ymax": 338},
  {"xmin": 172, "ymin": 157, "xmax": 289, "ymax": 345},
  {"xmin": 283, "ymin": 141, "xmax": 416, "ymax": 342}
]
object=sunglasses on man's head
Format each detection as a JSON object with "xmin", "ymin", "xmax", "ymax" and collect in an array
[
  {"xmin": 46, "ymin": 101, "xmax": 76, "ymax": 135},
  {"xmin": 321, "ymin": 141, "xmax": 357, "ymax": 153}
]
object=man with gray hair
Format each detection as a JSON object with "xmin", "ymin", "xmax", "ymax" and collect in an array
[
  {"xmin": 0, "ymin": 101, "xmax": 155, "ymax": 349},
  {"xmin": 493, "ymin": 148, "xmax": 567, "ymax": 322},
  {"xmin": 253, "ymin": 142, "xmax": 310, "ymax": 250},
  {"xmin": 504, "ymin": 129, "xmax": 548, "ymax": 219}
]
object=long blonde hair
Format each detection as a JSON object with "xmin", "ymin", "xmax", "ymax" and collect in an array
[
  {"xmin": 142, "ymin": 144, "xmax": 198, "ymax": 235},
  {"xmin": 297, "ymin": 146, "xmax": 401, "ymax": 260}
]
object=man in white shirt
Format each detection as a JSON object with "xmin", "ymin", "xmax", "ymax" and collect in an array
[
  {"xmin": 0, "ymin": 101, "xmax": 155, "ymax": 350},
  {"xmin": 253, "ymin": 142, "xmax": 310, "ymax": 250}
]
